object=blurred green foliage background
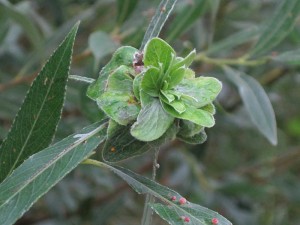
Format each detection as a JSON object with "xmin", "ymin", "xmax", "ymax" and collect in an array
[{"xmin": 0, "ymin": 0, "xmax": 300, "ymax": 224}]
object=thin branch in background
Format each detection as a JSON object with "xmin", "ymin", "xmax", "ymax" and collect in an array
[{"xmin": 140, "ymin": 0, "xmax": 178, "ymax": 50}]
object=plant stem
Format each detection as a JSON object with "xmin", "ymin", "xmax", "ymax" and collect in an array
[
  {"xmin": 195, "ymin": 53, "xmax": 269, "ymax": 67},
  {"xmin": 141, "ymin": 148, "xmax": 160, "ymax": 225}
]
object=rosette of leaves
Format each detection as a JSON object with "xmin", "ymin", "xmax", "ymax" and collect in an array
[{"xmin": 87, "ymin": 38, "xmax": 222, "ymax": 162}]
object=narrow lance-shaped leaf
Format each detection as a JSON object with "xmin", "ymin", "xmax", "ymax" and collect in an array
[
  {"xmin": 0, "ymin": 121, "xmax": 107, "ymax": 225},
  {"xmin": 205, "ymin": 26, "xmax": 261, "ymax": 56},
  {"xmin": 116, "ymin": 0, "xmax": 139, "ymax": 25},
  {"xmin": 0, "ymin": 1, "xmax": 43, "ymax": 50},
  {"xmin": 223, "ymin": 66, "xmax": 277, "ymax": 145},
  {"xmin": 249, "ymin": 0, "xmax": 300, "ymax": 57},
  {"xmin": 166, "ymin": 0, "xmax": 208, "ymax": 42},
  {"xmin": 272, "ymin": 48, "xmax": 300, "ymax": 65},
  {"xmin": 140, "ymin": 0, "xmax": 178, "ymax": 49},
  {"xmin": 85, "ymin": 161, "xmax": 232, "ymax": 225},
  {"xmin": 0, "ymin": 22, "xmax": 79, "ymax": 183}
]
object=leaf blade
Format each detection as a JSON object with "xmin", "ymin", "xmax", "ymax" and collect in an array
[
  {"xmin": 272, "ymin": 48, "xmax": 300, "ymax": 65},
  {"xmin": 249, "ymin": 0, "xmax": 300, "ymax": 57},
  {"xmin": 205, "ymin": 26, "xmax": 261, "ymax": 56},
  {"xmin": 162, "ymin": 102, "xmax": 215, "ymax": 127},
  {"xmin": 92, "ymin": 162, "xmax": 232, "ymax": 225},
  {"xmin": 130, "ymin": 98, "xmax": 174, "ymax": 141},
  {"xmin": 143, "ymin": 37, "xmax": 175, "ymax": 72},
  {"xmin": 0, "ymin": 22, "xmax": 79, "ymax": 182},
  {"xmin": 140, "ymin": 0, "xmax": 178, "ymax": 49},
  {"xmin": 0, "ymin": 121, "xmax": 107, "ymax": 225},
  {"xmin": 166, "ymin": 0, "xmax": 208, "ymax": 42},
  {"xmin": 174, "ymin": 77, "xmax": 222, "ymax": 108},
  {"xmin": 141, "ymin": 67, "xmax": 162, "ymax": 97},
  {"xmin": 116, "ymin": 0, "xmax": 139, "ymax": 25},
  {"xmin": 223, "ymin": 66, "xmax": 277, "ymax": 145}
]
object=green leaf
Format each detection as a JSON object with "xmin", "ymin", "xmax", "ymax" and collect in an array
[
  {"xmin": 97, "ymin": 92, "xmax": 140, "ymax": 126},
  {"xmin": 0, "ymin": 1, "xmax": 43, "ymax": 50},
  {"xmin": 172, "ymin": 49, "xmax": 196, "ymax": 70},
  {"xmin": 116, "ymin": 0, "xmax": 139, "ymax": 25},
  {"xmin": 168, "ymin": 101, "xmax": 186, "ymax": 114},
  {"xmin": 272, "ymin": 48, "xmax": 300, "ymax": 65},
  {"xmin": 0, "ymin": 22, "xmax": 79, "ymax": 183},
  {"xmin": 166, "ymin": 0, "xmax": 208, "ymax": 42},
  {"xmin": 205, "ymin": 26, "xmax": 261, "ymax": 56},
  {"xmin": 249, "ymin": 0, "xmax": 300, "ymax": 57},
  {"xmin": 178, "ymin": 120, "xmax": 203, "ymax": 137},
  {"xmin": 143, "ymin": 37, "xmax": 175, "ymax": 72},
  {"xmin": 162, "ymin": 102, "xmax": 215, "ymax": 127},
  {"xmin": 174, "ymin": 77, "xmax": 222, "ymax": 108},
  {"xmin": 140, "ymin": 90, "xmax": 154, "ymax": 107},
  {"xmin": 87, "ymin": 46, "xmax": 137, "ymax": 101},
  {"xmin": 167, "ymin": 66, "xmax": 186, "ymax": 88},
  {"xmin": 160, "ymin": 90, "xmax": 176, "ymax": 103},
  {"xmin": 131, "ymin": 98, "xmax": 174, "ymax": 141},
  {"xmin": 177, "ymin": 131, "xmax": 207, "ymax": 145},
  {"xmin": 105, "ymin": 65, "xmax": 134, "ymax": 93},
  {"xmin": 201, "ymin": 103, "xmax": 216, "ymax": 115},
  {"xmin": 141, "ymin": 67, "xmax": 162, "ymax": 97},
  {"xmin": 140, "ymin": 0, "xmax": 178, "ymax": 49},
  {"xmin": 184, "ymin": 68, "xmax": 196, "ymax": 79},
  {"xmin": 177, "ymin": 120, "xmax": 207, "ymax": 145},
  {"xmin": 0, "ymin": 121, "xmax": 107, "ymax": 225},
  {"xmin": 103, "ymin": 120, "xmax": 178, "ymax": 162},
  {"xmin": 160, "ymin": 96, "xmax": 186, "ymax": 114},
  {"xmin": 88, "ymin": 162, "xmax": 232, "ymax": 225},
  {"xmin": 103, "ymin": 120, "xmax": 152, "ymax": 162},
  {"xmin": 133, "ymin": 73, "xmax": 143, "ymax": 100},
  {"xmin": 88, "ymin": 31, "xmax": 118, "ymax": 63},
  {"xmin": 224, "ymin": 66, "xmax": 277, "ymax": 145}
]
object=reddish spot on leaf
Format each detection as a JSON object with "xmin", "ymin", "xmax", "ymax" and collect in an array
[
  {"xmin": 179, "ymin": 197, "xmax": 187, "ymax": 205},
  {"xmin": 180, "ymin": 216, "xmax": 190, "ymax": 223},
  {"xmin": 184, "ymin": 217, "xmax": 190, "ymax": 222},
  {"xmin": 212, "ymin": 218, "xmax": 219, "ymax": 225}
]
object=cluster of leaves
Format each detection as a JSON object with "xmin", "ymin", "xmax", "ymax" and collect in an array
[
  {"xmin": 0, "ymin": 1, "xmax": 231, "ymax": 225},
  {"xmin": 1, "ymin": 0, "xmax": 300, "ymax": 224},
  {"xmin": 87, "ymin": 37, "xmax": 221, "ymax": 162}
]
